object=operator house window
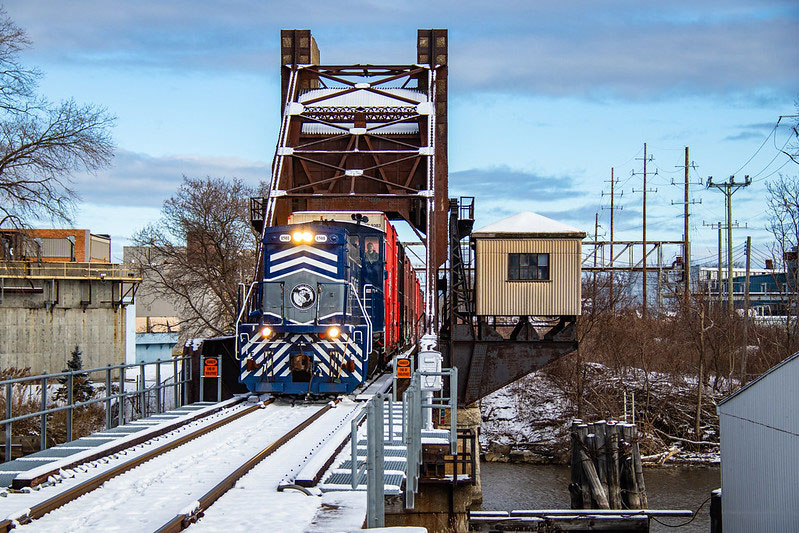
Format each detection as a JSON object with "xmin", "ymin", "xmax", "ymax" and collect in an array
[{"xmin": 508, "ymin": 253, "xmax": 549, "ymax": 281}]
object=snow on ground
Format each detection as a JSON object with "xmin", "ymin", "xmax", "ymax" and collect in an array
[
  {"xmin": 6, "ymin": 402, "xmax": 318, "ymax": 532},
  {"xmin": 480, "ymin": 371, "xmax": 571, "ymax": 461},
  {"xmin": 189, "ymin": 401, "xmax": 367, "ymax": 533},
  {"xmin": 480, "ymin": 364, "xmax": 722, "ymax": 465}
]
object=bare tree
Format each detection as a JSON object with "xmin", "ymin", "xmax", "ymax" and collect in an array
[
  {"xmin": 133, "ymin": 176, "xmax": 258, "ymax": 338},
  {"xmin": 777, "ymin": 100, "xmax": 799, "ymax": 166},
  {"xmin": 764, "ymin": 173, "xmax": 799, "ymax": 358},
  {"xmin": 0, "ymin": 9, "xmax": 115, "ymax": 228},
  {"xmin": 766, "ymin": 174, "xmax": 799, "ymax": 256}
]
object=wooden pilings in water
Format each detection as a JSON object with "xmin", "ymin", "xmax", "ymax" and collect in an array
[{"xmin": 569, "ymin": 419, "xmax": 648, "ymax": 510}]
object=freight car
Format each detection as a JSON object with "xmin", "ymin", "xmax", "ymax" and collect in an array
[{"xmin": 236, "ymin": 211, "xmax": 423, "ymax": 396}]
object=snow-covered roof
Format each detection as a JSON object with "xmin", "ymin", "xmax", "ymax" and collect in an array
[
  {"xmin": 472, "ymin": 211, "xmax": 586, "ymax": 239},
  {"xmin": 298, "ymin": 88, "xmax": 424, "ymax": 135}
]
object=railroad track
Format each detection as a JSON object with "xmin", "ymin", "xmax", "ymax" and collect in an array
[
  {"xmin": 0, "ymin": 399, "xmax": 335, "ymax": 532},
  {"xmin": 154, "ymin": 400, "xmax": 337, "ymax": 532}
]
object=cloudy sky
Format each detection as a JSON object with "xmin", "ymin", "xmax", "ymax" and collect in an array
[{"xmin": 5, "ymin": 0, "xmax": 798, "ymax": 268}]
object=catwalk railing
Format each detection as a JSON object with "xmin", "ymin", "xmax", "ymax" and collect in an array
[{"xmin": 1, "ymin": 357, "xmax": 191, "ymax": 462}]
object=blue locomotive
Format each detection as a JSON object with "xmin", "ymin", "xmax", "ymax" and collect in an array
[{"xmin": 236, "ymin": 212, "xmax": 420, "ymax": 396}]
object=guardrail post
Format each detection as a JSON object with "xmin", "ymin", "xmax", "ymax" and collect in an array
[
  {"xmin": 67, "ymin": 373, "xmax": 74, "ymax": 441},
  {"xmin": 183, "ymin": 357, "xmax": 189, "ymax": 407},
  {"xmin": 5, "ymin": 383, "xmax": 12, "ymax": 461},
  {"xmin": 40, "ymin": 377, "xmax": 47, "ymax": 450},
  {"xmin": 118, "ymin": 369, "xmax": 125, "ymax": 426},
  {"xmin": 216, "ymin": 355, "xmax": 222, "ymax": 402},
  {"xmin": 387, "ymin": 395, "xmax": 393, "ymax": 443},
  {"xmin": 350, "ymin": 417, "xmax": 359, "ymax": 489},
  {"xmin": 392, "ymin": 355, "xmax": 397, "ymax": 402},
  {"xmin": 172, "ymin": 357, "xmax": 179, "ymax": 409},
  {"xmin": 366, "ymin": 400, "xmax": 376, "ymax": 525},
  {"xmin": 450, "ymin": 367, "xmax": 458, "ymax": 453},
  {"xmin": 154, "ymin": 360, "xmax": 161, "ymax": 414},
  {"xmin": 375, "ymin": 394, "xmax": 385, "ymax": 527},
  {"xmin": 199, "ymin": 358, "xmax": 205, "ymax": 403},
  {"xmin": 139, "ymin": 363, "xmax": 146, "ymax": 418},
  {"xmin": 105, "ymin": 367, "xmax": 112, "ymax": 429}
]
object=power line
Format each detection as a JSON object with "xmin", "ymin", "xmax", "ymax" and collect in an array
[{"xmin": 730, "ymin": 123, "xmax": 778, "ymax": 176}]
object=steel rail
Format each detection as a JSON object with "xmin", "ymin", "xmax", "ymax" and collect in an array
[
  {"xmin": 154, "ymin": 400, "xmax": 339, "ymax": 532},
  {"xmin": 0, "ymin": 401, "xmax": 271, "ymax": 532}
]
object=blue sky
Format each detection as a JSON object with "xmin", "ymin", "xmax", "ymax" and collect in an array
[{"xmin": 5, "ymin": 0, "xmax": 798, "ymax": 268}]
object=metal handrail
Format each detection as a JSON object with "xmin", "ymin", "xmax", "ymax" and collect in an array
[
  {"xmin": 349, "ymin": 282, "xmax": 373, "ymax": 356},
  {"xmin": 0, "ymin": 261, "xmax": 142, "ymax": 280},
  {"xmin": 350, "ymin": 393, "xmax": 386, "ymax": 528},
  {"xmin": 2, "ymin": 357, "xmax": 191, "ymax": 462},
  {"xmin": 235, "ymin": 281, "xmax": 259, "ymax": 360}
]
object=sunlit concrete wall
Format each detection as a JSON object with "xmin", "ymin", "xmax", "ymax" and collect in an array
[{"xmin": 0, "ymin": 277, "xmax": 127, "ymax": 374}]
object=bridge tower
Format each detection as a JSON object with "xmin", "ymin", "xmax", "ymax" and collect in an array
[{"xmin": 252, "ymin": 29, "xmax": 449, "ymax": 332}]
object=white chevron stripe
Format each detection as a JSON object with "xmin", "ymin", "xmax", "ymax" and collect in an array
[
  {"xmin": 264, "ymin": 267, "xmax": 342, "ymax": 283},
  {"xmin": 270, "ymin": 256, "xmax": 338, "ymax": 274},
  {"xmin": 271, "ymin": 244, "xmax": 337, "ymax": 262},
  {"xmin": 241, "ymin": 339, "xmax": 291, "ymax": 379}
]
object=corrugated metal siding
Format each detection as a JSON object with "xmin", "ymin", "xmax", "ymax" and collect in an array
[
  {"xmin": 90, "ymin": 235, "xmax": 111, "ymax": 262},
  {"xmin": 39, "ymin": 238, "xmax": 73, "ymax": 258},
  {"xmin": 475, "ymin": 238, "xmax": 582, "ymax": 316},
  {"xmin": 717, "ymin": 355, "xmax": 799, "ymax": 532}
]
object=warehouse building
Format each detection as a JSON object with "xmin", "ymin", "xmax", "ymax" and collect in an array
[{"xmin": 717, "ymin": 352, "xmax": 799, "ymax": 532}]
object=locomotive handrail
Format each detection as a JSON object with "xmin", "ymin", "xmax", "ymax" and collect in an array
[
  {"xmin": 234, "ymin": 281, "xmax": 259, "ymax": 361},
  {"xmin": 349, "ymin": 281, "xmax": 373, "ymax": 357}
]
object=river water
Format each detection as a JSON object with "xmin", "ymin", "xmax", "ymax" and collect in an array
[{"xmin": 479, "ymin": 462, "xmax": 720, "ymax": 532}]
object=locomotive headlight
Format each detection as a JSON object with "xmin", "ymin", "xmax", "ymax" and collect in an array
[
  {"xmin": 292, "ymin": 231, "xmax": 303, "ymax": 243},
  {"xmin": 327, "ymin": 326, "xmax": 340, "ymax": 338},
  {"xmin": 302, "ymin": 231, "xmax": 313, "ymax": 243},
  {"xmin": 261, "ymin": 326, "xmax": 273, "ymax": 338}
]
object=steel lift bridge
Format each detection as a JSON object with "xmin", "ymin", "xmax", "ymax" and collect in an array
[{"xmin": 250, "ymin": 29, "xmax": 577, "ymax": 407}]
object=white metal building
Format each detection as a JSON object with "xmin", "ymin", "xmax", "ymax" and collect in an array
[{"xmin": 717, "ymin": 352, "xmax": 799, "ymax": 532}]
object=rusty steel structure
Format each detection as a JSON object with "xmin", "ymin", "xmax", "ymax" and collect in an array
[{"xmin": 251, "ymin": 29, "xmax": 449, "ymax": 332}]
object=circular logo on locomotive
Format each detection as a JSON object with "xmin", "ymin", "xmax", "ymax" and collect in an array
[{"xmin": 290, "ymin": 283, "xmax": 316, "ymax": 310}]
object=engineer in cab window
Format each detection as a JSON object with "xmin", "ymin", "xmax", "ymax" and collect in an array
[{"xmin": 365, "ymin": 239, "xmax": 379, "ymax": 264}]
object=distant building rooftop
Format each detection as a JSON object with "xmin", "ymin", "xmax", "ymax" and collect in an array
[
  {"xmin": 0, "ymin": 228, "xmax": 111, "ymax": 263},
  {"xmin": 472, "ymin": 211, "xmax": 586, "ymax": 239}
]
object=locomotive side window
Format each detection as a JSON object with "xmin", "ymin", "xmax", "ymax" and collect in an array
[
  {"xmin": 348, "ymin": 235, "xmax": 360, "ymax": 261},
  {"xmin": 508, "ymin": 253, "xmax": 549, "ymax": 281},
  {"xmin": 364, "ymin": 237, "xmax": 380, "ymax": 263}
]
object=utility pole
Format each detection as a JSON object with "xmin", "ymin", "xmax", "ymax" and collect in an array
[
  {"xmin": 643, "ymin": 143, "xmax": 648, "ymax": 317},
  {"xmin": 593, "ymin": 212, "xmax": 599, "ymax": 308},
  {"xmin": 707, "ymin": 175, "xmax": 751, "ymax": 314},
  {"xmin": 634, "ymin": 143, "xmax": 657, "ymax": 316},
  {"xmin": 743, "ymin": 236, "xmax": 751, "ymax": 385},
  {"xmin": 602, "ymin": 168, "xmax": 623, "ymax": 310},
  {"xmin": 684, "ymin": 147, "xmax": 690, "ymax": 308},
  {"xmin": 671, "ymin": 148, "xmax": 702, "ymax": 311},
  {"xmin": 718, "ymin": 224, "xmax": 723, "ymax": 309}
]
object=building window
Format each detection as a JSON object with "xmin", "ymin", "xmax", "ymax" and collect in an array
[{"xmin": 508, "ymin": 253, "xmax": 549, "ymax": 280}]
